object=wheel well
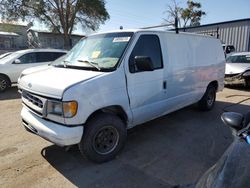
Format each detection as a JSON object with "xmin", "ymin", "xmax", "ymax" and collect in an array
[
  {"xmin": 208, "ymin": 80, "xmax": 218, "ymax": 91},
  {"xmin": 0, "ymin": 73, "xmax": 11, "ymax": 86},
  {"xmin": 87, "ymin": 106, "xmax": 128, "ymax": 126}
]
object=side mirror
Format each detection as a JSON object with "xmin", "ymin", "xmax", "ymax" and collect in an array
[
  {"xmin": 14, "ymin": 59, "xmax": 21, "ymax": 64},
  {"xmin": 134, "ymin": 56, "xmax": 154, "ymax": 72},
  {"xmin": 221, "ymin": 112, "xmax": 244, "ymax": 130}
]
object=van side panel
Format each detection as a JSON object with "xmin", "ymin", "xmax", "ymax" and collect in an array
[
  {"xmin": 122, "ymin": 31, "xmax": 225, "ymax": 127},
  {"xmin": 160, "ymin": 33, "xmax": 224, "ymax": 112}
]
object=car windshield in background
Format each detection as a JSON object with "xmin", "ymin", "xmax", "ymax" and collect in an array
[
  {"xmin": 54, "ymin": 32, "xmax": 133, "ymax": 71},
  {"xmin": 226, "ymin": 55, "xmax": 250, "ymax": 63}
]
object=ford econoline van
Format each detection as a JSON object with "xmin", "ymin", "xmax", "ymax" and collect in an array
[{"xmin": 18, "ymin": 30, "xmax": 225, "ymax": 163}]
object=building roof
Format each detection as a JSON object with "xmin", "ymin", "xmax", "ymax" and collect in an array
[
  {"xmin": 180, "ymin": 18, "xmax": 250, "ymax": 30},
  {"xmin": 0, "ymin": 22, "xmax": 27, "ymax": 27},
  {"xmin": 0, "ymin": 31, "xmax": 19, "ymax": 36},
  {"xmin": 28, "ymin": 29, "xmax": 85, "ymax": 37}
]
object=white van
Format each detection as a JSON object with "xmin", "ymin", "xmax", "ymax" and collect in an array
[{"xmin": 18, "ymin": 30, "xmax": 225, "ymax": 163}]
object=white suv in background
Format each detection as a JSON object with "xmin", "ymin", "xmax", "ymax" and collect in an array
[{"xmin": 0, "ymin": 49, "xmax": 67, "ymax": 92}]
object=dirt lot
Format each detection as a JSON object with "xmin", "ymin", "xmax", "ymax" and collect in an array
[{"xmin": 0, "ymin": 86, "xmax": 250, "ymax": 188}]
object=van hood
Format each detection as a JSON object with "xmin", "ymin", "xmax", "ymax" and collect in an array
[
  {"xmin": 18, "ymin": 67, "xmax": 104, "ymax": 98},
  {"xmin": 21, "ymin": 64, "xmax": 51, "ymax": 76},
  {"xmin": 225, "ymin": 63, "xmax": 250, "ymax": 75}
]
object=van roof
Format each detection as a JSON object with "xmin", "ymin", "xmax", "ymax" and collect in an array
[{"xmin": 88, "ymin": 29, "xmax": 216, "ymax": 39}]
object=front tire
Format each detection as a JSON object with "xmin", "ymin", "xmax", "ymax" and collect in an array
[
  {"xmin": 0, "ymin": 75, "xmax": 10, "ymax": 92},
  {"xmin": 79, "ymin": 113, "xmax": 127, "ymax": 163},
  {"xmin": 244, "ymin": 78, "xmax": 250, "ymax": 88},
  {"xmin": 198, "ymin": 85, "xmax": 216, "ymax": 111}
]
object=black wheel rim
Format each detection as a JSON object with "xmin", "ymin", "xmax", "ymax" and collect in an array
[
  {"xmin": 207, "ymin": 90, "xmax": 215, "ymax": 106},
  {"xmin": 93, "ymin": 126, "xmax": 119, "ymax": 155},
  {"xmin": 0, "ymin": 78, "xmax": 7, "ymax": 91}
]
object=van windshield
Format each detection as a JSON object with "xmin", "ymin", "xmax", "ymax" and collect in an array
[{"xmin": 54, "ymin": 32, "xmax": 133, "ymax": 71}]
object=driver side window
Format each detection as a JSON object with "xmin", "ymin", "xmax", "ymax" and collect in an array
[{"xmin": 129, "ymin": 35, "xmax": 163, "ymax": 73}]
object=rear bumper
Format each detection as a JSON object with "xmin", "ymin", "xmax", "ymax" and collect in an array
[{"xmin": 21, "ymin": 107, "xmax": 83, "ymax": 146}]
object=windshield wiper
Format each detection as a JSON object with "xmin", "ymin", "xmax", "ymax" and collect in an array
[
  {"xmin": 63, "ymin": 60, "xmax": 70, "ymax": 67},
  {"xmin": 77, "ymin": 60, "xmax": 101, "ymax": 71}
]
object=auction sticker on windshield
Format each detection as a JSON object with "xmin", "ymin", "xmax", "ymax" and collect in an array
[{"xmin": 113, "ymin": 37, "xmax": 130, "ymax": 43}]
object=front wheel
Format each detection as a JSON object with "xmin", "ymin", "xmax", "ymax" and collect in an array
[
  {"xmin": 244, "ymin": 78, "xmax": 250, "ymax": 88},
  {"xmin": 198, "ymin": 85, "xmax": 216, "ymax": 111},
  {"xmin": 79, "ymin": 113, "xmax": 127, "ymax": 163},
  {"xmin": 0, "ymin": 75, "xmax": 10, "ymax": 92}
]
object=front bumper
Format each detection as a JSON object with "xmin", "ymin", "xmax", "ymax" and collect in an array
[
  {"xmin": 21, "ymin": 107, "xmax": 83, "ymax": 146},
  {"xmin": 225, "ymin": 74, "xmax": 249, "ymax": 85}
]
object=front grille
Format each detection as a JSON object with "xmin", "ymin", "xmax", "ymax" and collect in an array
[
  {"xmin": 21, "ymin": 90, "xmax": 47, "ymax": 116},
  {"xmin": 22, "ymin": 91, "xmax": 43, "ymax": 108}
]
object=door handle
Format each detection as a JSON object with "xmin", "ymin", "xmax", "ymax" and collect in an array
[{"xmin": 163, "ymin": 80, "xmax": 167, "ymax": 89}]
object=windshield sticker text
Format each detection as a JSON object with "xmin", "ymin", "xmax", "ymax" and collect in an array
[{"xmin": 113, "ymin": 37, "xmax": 130, "ymax": 43}]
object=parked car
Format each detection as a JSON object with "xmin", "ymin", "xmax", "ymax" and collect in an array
[
  {"xmin": 18, "ymin": 30, "xmax": 225, "ymax": 163},
  {"xmin": 225, "ymin": 52, "xmax": 250, "ymax": 87},
  {"xmin": 0, "ymin": 52, "xmax": 12, "ymax": 59},
  {"xmin": 19, "ymin": 54, "xmax": 67, "ymax": 78},
  {"xmin": 0, "ymin": 49, "xmax": 67, "ymax": 92}
]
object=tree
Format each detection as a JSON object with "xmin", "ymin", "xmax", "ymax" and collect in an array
[
  {"xmin": 0, "ymin": 0, "xmax": 110, "ymax": 49},
  {"xmin": 181, "ymin": 1, "xmax": 206, "ymax": 27},
  {"xmin": 163, "ymin": 0, "xmax": 182, "ymax": 28},
  {"xmin": 164, "ymin": 0, "xmax": 205, "ymax": 28}
]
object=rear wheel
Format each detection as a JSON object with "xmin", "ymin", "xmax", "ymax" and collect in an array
[
  {"xmin": 198, "ymin": 85, "xmax": 216, "ymax": 111},
  {"xmin": 0, "ymin": 75, "xmax": 10, "ymax": 92},
  {"xmin": 79, "ymin": 113, "xmax": 127, "ymax": 163}
]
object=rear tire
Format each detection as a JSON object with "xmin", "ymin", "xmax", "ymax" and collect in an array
[
  {"xmin": 79, "ymin": 113, "xmax": 127, "ymax": 163},
  {"xmin": 198, "ymin": 85, "xmax": 216, "ymax": 111},
  {"xmin": 0, "ymin": 75, "xmax": 10, "ymax": 92}
]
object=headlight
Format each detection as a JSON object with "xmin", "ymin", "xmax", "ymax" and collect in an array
[
  {"xmin": 242, "ymin": 71, "xmax": 250, "ymax": 77},
  {"xmin": 47, "ymin": 100, "xmax": 78, "ymax": 118},
  {"xmin": 47, "ymin": 100, "xmax": 63, "ymax": 116}
]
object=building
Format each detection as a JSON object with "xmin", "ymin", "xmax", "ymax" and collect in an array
[
  {"xmin": 0, "ymin": 23, "xmax": 84, "ymax": 54},
  {"xmin": 27, "ymin": 29, "xmax": 84, "ymax": 49},
  {"xmin": 178, "ymin": 18, "xmax": 250, "ymax": 52},
  {"xmin": 0, "ymin": 23, "xmax": 28, "ymax": 54}
]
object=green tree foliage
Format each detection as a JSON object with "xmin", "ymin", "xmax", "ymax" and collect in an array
[
  {"xmin": 0, "ymin": 0, "xmax": 110, "ymax": 48},
  {"xmin": 181, "ymin": 1, "xmax": 206, "ymax": 27},
  {"xmin": 164, "ymin": 0, "xmax": 206, "ymax": 28}
]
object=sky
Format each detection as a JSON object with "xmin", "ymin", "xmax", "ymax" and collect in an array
[
  {"xmin": 29, "ymin": 0, "xmax": 250, "ymax": 35},
  {"xmin": 94, "ymin": 0, "xmax": 250, "ymax": 33}
]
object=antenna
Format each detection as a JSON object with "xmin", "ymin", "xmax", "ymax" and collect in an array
[{"xmin": 175, "ymin": 17, "xmax": 179, "ymax": 34}]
